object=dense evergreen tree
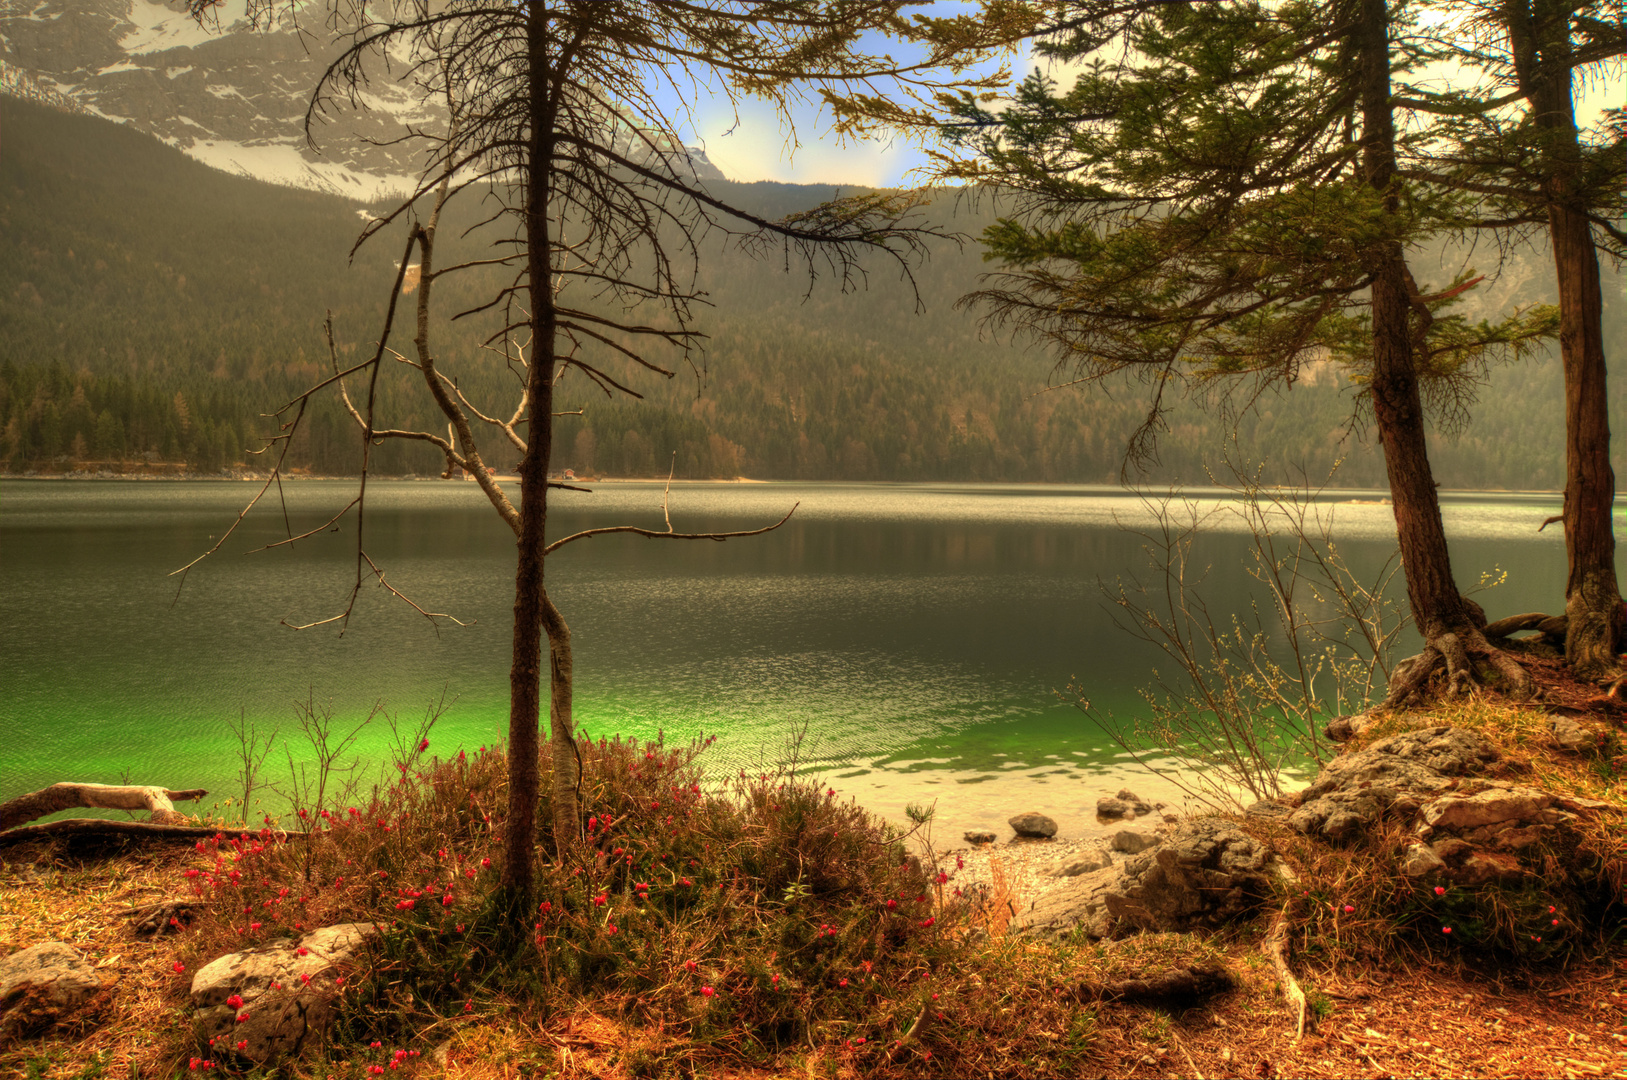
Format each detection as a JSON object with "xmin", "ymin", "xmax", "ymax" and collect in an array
[{"xmin": 934, "ymin": 0, "xmax": 1565, "ymax": 699}]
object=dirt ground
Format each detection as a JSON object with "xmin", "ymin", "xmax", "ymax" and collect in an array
[{"xmin": 2, "ymin": 842, "xmax": 1623, "ymax": 1079}]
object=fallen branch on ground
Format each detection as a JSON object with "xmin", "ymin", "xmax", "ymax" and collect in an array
[
  {"xmin": 1267, "ymin": 897, "xmax": 1309, "ymax": 1039},
  {"xmin": 0, "ymin": 782, "xmax": 208, "ymax": 831}
]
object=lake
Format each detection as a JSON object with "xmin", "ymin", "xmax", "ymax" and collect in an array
[{"xmin": 0, "ymin": 478, "xmax": 1578, "ymax": 842}]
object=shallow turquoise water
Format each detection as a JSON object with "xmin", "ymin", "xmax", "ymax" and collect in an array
[{"xmin": 0, "ymin": 479, "xmax": 1576, "ymax": 840}]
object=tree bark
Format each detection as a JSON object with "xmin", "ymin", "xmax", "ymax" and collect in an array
[
  {"xmin": 0, "ymin": 783, "xmax": 207, "ymax": 831},
  {"xmin": 500, "ymin": 4, "xmax": 579, "ymax": 922},
  {"xmin": 1358, "ymin": 0, "xmax": 1530, "ymax": 706},
  {"xmin": 1506, "ymin": 0, "xmax": 1622, "ymax": 681}
]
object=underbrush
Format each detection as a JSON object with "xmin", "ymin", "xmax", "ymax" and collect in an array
[
  {"xmin": 1246, "ymin": 698, "xmax": 1627, "ymax": 969},
  {"xmin": 166, "ymin": 735, "xmax": 1110, "ymax": 1077}
]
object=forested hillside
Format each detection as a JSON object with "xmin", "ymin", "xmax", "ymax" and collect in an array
[{"xmin": 3, "ymin": 95, "xmax": 1622, "ymax": 488}]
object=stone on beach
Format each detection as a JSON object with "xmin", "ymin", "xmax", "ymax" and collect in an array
[{"xmin": 1008, "ymin": 811, "xmax": 1058, "ymax": 838}]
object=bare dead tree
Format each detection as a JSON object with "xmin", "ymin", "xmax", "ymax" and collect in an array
[{"xmin": 177, "ymin": 0, "xmax": 1037, "ymax": 927}]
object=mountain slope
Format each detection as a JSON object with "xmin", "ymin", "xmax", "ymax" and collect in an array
[{"xmin": 2, "ymin": 93, "xmax": 1623, "ymax": 490}]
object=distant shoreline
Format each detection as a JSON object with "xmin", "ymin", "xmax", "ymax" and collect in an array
[{"xmin": 0, "ymin": 471, "xmax": 1569, "ymax": 496}]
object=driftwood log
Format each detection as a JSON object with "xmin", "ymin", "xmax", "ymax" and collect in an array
[{"xmin": 0, "ymin": 783, "xmax": 208, "ymax": 831}]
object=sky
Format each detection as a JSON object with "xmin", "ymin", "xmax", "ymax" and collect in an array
[{"xmin": 667, "ymin": 9, "xmax": 1623, "ymax": 189}]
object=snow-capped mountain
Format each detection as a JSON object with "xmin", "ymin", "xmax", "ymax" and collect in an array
[{"xmin": 1, "ymin": 0, "xmax": 727, "ymax": 200}]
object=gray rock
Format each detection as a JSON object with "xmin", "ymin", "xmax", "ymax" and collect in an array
[
  {"xmin": 963, "ymin": 830, "xmax": 998, "ymax": 845},
  {"xmin": 1008, "ymin": 811, "xmax": 1059, "ymax": 839},
  {"xmin": 191, "ymin": 922, "xmax": 378, "ymax": 1065},
  {"xmin": 1117, "ymin": 789, "xmax": 1155, "ymax": 813},
  {"xmin": 1096, "ymin": 797, "xmax": 1133, "ymax": 819},
  {"xmin": 1399, "ymin": 843, "xmax": 1446, "ymax": 878},
  {"xmin": 0, "ymin": 941, "xmax": 106, "ymax": 1045},
  {"xmin": 1550, "ymin": 716, "xmax": 1593, "ymax": 754},
  {"xmin": 1109, "ymin": 829, "xmax": 1159, "ymax": 855},
  {"xmin": 1012, "ymin": 864, "xmax": 1120, "ymax": 939},
  {"xmin": 1013, "ymin": 819, "xmax": 1280, "ymax": 940},
  {"xmin": 1050, "ymin": 844, "xmax": 1112, "ymax": 878}
]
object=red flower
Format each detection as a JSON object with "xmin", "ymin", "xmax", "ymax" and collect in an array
[
  {"xmin": 235, "ymin": 1012, "xmax": 249, "ymax": 1024},
  {"xmin": 1434, "ymin": 886, "xmax": 1447, "ymax": 896},
  {"xmin": 420, "ymin": 738, "xmax": 430, "ymax": 752},
  {"xmin": 1442, "ymin": 927, "xmax": 1452, "ymax": 934},
  {"xmin": 685, "ymin": 960, "xmax": 697, "ymax": 973},
  {"xmin": 1342, "ymin": 905, "xmax": 1354, "ymax": 914},
  {"xmin": 839, "ymin": 978, "xmax": 849, "ymax": 987},
  {"xmin": 700, "ymin": 986, "xmax": 715, "ymax": 997},
  {"xmin": 226, "ymin": 995, "xmax": 243, "ymax": 1009},
  {"xmin": 173, "ymin": 962, "xmax": 186, "ymax": 974},
  {"xmin": 236, "ymin": 1041, "xmax": 247, "ymax": 1052}
]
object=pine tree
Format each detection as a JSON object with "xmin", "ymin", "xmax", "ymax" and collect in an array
[{"xmin": 935, "ymin": 0, "xmax": 1556, "ymax": 701}]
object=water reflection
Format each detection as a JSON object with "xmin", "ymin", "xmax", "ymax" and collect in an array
[{"xmin": 0, "ymin": 479, "xmax": 1577, "ymax": 841}]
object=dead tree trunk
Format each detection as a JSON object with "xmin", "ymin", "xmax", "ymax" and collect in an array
[
  {"xmin": 0, "ymin": 783, "xmax": 207, "ymax": 831},
  {"xmin": 498, "ymin": 5, "xmax": 579, "ymax": 925},
  {"xmin": 1357, "ymin": 0, "xmax": 1530, "ymax": 706},
  {"xmin": 1505, "ymin": 0, "xmax": 1623, "ymax": 682}
]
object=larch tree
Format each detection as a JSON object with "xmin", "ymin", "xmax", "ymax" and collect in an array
[
  {"xmin": 931, "ymin": 0, "xmax": 1556, "ymax": 705},
  {"xmin": 1401, "ymin": 0, "xmax": 1625, "ymax": 680},
  {"xmin": 178, "ymin": 0, "xmax": 1036, "ymax": 922}
]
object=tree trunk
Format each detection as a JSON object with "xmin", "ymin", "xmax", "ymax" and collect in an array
[
  {"xmin": 499, "ymin": 4, "xmax": 580, "ymax": 920},
  {"xmin": 1357, "ymin": 0, "xmax": 1529, "ymax": 706},
  {"xmin": 1507, "ymin": 0, "xmax": 1622, "ymax": 681}
]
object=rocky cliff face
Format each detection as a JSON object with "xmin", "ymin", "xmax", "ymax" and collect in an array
[{"xmin": 1, "ymin": 0, "xmax": 725, "ymax": 198}]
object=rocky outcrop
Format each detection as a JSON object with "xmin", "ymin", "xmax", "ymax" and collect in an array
[
  {"xmin": 1049, "ymin": 843, "xmax": 1112, "ymax": 878},
  {"xmin": 1278, "ymin": 725, "xmax": 1613, "ymax": 887},
  {"xmin": 190, "ymin": 922, "xmax": 378, "ymax": 1065},
  {"xmin": 1008, "ymin": 811, "xmax": 1058, "ymax": 839},
  {"xmin": 0, "ymin": 941, "xmax": 108, "ymax": 1046},
  {"xmin": 963, "ymin": 830, "xmax": 997, "ymax": 845},
  {"xmin": 1013, "ymin": 819, "xmax": 1283, "ymax": 940}
]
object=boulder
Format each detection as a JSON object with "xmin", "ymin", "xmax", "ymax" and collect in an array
[
  {"xmin": 1550, "ymin": 716, "xmax": 1593, "ymax": 754},
  {"xmin": 1008, "ymin": 812, "xmax": 1058, "ymax": 839},
  {"xmin": 0, "ymin": 941, "xmax": 107, "ymax": 1046},
  {"xmin": 1013, "ymin": 819, "xmax": 1281, "ymax": 940},
  {"xmin": 1050, "ymin": 843, "xmax": 1112, "ymax": 878},
  {"xmin": 191, "ymin": 922, "xmax": 378, "ymax": 1065},
  {"xmin": 963, "ymin": 830, "xmax": 998, "ymax": 845},
  {"xmin": 1109, "ymin": 829, "xmax": 1159, "ymax": 855},
  {"xmin": 1096, "ymin": 797, "xmax": 1133, "ymax": 819}
]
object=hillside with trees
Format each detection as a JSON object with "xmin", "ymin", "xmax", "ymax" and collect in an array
[{"xmin": 2, "ymin": 94, "xmax": 1621, "ymax": 488}]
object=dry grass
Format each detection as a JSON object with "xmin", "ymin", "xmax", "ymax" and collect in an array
[{"xmin": 5, "ymin": 699, "xmax": 1626, "ymax": 1078}]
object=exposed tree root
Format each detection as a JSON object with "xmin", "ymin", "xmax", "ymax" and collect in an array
[
  {"xmin": 1266, "ymin": 898, "xmax": 1309, "ymax": 1040},
  {"xmin": 1382, "ymin": 623, "xmax": 1534, "ymax": 708},
  {"xmin": 0, "ymin": 819, "xmax": 277, "ymax": 848},
  {"xmin": 1083, "ymin": 961, "xmax": 1236, "ymax": 1003},
  {"xmin": 121, "ymin": 898, "xmax": 212, "ymax": 936}
]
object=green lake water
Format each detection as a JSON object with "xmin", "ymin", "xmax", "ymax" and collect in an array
[{"xmin": 0, "ymin": 479, "xmax": 1578, "ymax": 841}]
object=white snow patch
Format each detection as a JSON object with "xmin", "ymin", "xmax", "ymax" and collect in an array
[
  {"xmin": 120, "ymin": 0, "xmax": 235, "ymax": 55},
  {"xmin": 205, "ymin": 83, "xmax": 243, "ymax": 99},
  {"xmin": 165, "ymin": 66, "xmax": 194, "ymax": 79},
  {"xmin": 183, "ymin": 137, "xmax": 414, "ymax": 201},
  {"xmin": 98, "ymin": 61, "xmax": 143, "ymax": 75}
]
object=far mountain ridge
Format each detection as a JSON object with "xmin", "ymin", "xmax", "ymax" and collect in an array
[
  {"xmin": 1, "ymin": 90, "xmax": 1622, "ymax": 492},
  {"xmin": 0, "ymin": 0, "xmax": 726, "ymax": 198}
]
